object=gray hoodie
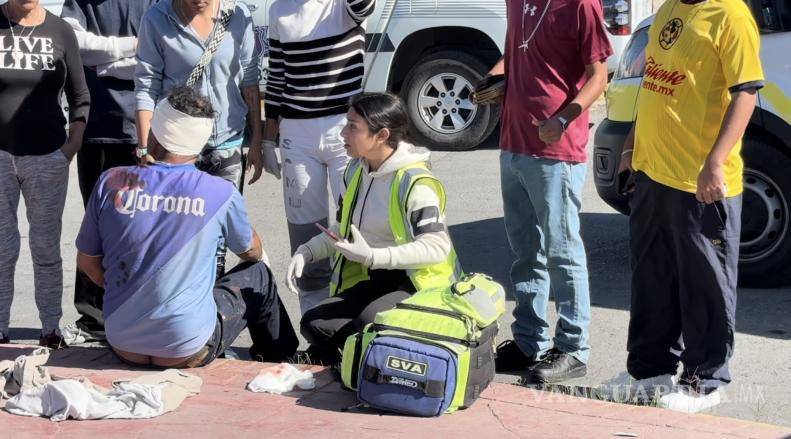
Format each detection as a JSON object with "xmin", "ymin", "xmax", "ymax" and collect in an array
[{"xmin": 304, "ymin": 142, "xmax": 453, "ymax": 270}]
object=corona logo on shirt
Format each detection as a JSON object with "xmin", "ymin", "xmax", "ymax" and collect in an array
[
  {"xmin": 659, "ymin": 18, "xmax": 683, "ymax": 50},
  {"xmin": 641, "ymin": 57, "xmax": 687, "ymax": 97},
  {"xmin": 113, "ymin": 187, "xmax": 206, "ymax": 218}
]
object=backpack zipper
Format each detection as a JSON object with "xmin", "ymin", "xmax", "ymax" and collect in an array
[
  {"xmin": 395, "ymin": 303, "xmax": 476, "ymax": 338},
  {"xmin": 372, "ymin": 323, "xmax": 478, "ymax": 347}
]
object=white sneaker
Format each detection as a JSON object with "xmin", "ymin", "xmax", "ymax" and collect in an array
[{"xmin": 659, "ymin": 387, "xmax": 721, "ymax": 413}]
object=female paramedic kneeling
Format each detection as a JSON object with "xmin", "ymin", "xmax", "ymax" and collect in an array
[{"xmin": 287, "ymin": 93, "xmax": 463, "ymax": 365}]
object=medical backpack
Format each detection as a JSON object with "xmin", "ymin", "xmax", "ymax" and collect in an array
[{"xmin": 340, "ymin": 273, "xmax": 506, "ymax": 417}]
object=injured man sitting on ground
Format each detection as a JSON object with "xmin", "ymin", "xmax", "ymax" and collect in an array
[{"xmin": 75, "ymin": 87, "xmax": 298, "ymax": 368}]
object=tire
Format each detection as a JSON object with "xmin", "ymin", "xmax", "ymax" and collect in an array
[
  {"xmin": 738, "ymin": 137, "xmax": 791, "ymax": 288},
  {"xmin": 400, "ymin": 50, "xmax": 500, "ymax": 151}
]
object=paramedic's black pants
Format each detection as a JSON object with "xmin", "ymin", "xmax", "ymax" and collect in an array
[
  {"xmin": 627, "ymin": 172, "xmax": 741, "ymax": 393},
  {"xmin": 301, "ymin": 269, "xmax": 416, "ymax": 364}
]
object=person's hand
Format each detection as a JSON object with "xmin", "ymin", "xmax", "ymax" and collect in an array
[
  {"xmin": 697, "ymin": 160, "xmax": 727, "ymax": 204},
  {"xmin": 332, "ymin": 225, "xmax": 373, "ymax": 267},
  {"xmin": 136, "ymin": 146, "xmax": 154, "ymax": 166},
  {"xmin": 286, "ymin": 246, "xmax": 312, "ymax": 295},
  {"xmin": 246, "ymin": 144, "xmax": 264, "ymax": 184},
  {"xmin": 618, "ymin": 149, "xmax": 633, "ymax": 174},
  {"xmin": 261, "ymin": 140, "xmax": 281, "ymax": 179},
  {"xmin": 532, "ymin": 116, "xmax": 564, "ymax": 143},
  {"xmin": 60, "ymin": 139, "xmax": 81, "ymax": 161}
]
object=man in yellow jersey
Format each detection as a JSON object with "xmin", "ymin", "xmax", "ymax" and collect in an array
[{"xmin": 618, "ymin": 0, "xmax": 764, "ymax": 413}]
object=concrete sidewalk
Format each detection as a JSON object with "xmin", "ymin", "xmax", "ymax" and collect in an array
[{"xmin": 1, "ymin": 345, "xmax": 788, "ymax": 439}]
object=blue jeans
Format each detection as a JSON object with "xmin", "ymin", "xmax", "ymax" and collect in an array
[{"xmin": 500, "ymin": 151, "xmax": 591, "ymax": 364}]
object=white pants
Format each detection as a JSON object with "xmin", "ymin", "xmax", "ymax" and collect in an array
[{"xmin": 279, "ymin": 114, "xmax": 349, "ymax": 314}]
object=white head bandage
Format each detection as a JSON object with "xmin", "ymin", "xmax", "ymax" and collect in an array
[{"xmin": 150, "ymin": 97, "xmax": 213, "ymax": 156}]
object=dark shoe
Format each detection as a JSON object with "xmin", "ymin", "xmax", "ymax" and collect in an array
[
  {"xmin": 531, "ymin": 348, "xmax": 587, "ymax": 383},
  {"xmin": 495, "ymin": 340, "xmax": 540, "ymax": 372},
  {"xmin": 39, "ymin": 330, "xmax": 67, "ymax": 350},
  {"xmin": 0, "ymin": 331, "xmax": 9, "ymax": 344}
]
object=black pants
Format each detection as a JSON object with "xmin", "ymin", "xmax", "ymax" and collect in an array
[
  {"xmin": 300, "ymin": 269, "xmax": 416, "ymax": 364},
  {"xmin": 627, "ymin": 172, "xmax": 741, "ymax": 393},
  {"xmin": 74, "ymin": 143, "xmax": 137, "ymax": 333}
]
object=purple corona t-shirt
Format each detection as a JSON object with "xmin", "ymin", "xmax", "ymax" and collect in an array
[{"xmin": 76, "ymin": 163, "xmax": 252, "ymax": 358}]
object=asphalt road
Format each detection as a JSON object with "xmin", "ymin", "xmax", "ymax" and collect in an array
[{"xmin": 6, "ymin": 101, "xmax": 791, "ymax": 426}]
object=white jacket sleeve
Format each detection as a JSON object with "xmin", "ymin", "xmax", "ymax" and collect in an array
[
  {"xmin": 62, "ymin": 17, "xmax": 137, "ymax": 66},
  {"xmin": 370, "ymin": 183, "xmax": 452, "ymax": 270},
  {"xmin": 301, "ymin": 224, "xmax": 341, "ymax": 263},
  {"xmin": 95, "ymin": 57, "xmax": 137, "ymax": 81}
]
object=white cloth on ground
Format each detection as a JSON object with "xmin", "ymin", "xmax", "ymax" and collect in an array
[
  {"xmin": 0, "ymin": 348, "xmax": 51, "ymax": 399},
  {"xmin": 246, "ymin": 363, "xmax": 315, "ymax": 394},
  {"xmin": 2, "ymin": 349, "xmax": 202, "ymax": 422}
]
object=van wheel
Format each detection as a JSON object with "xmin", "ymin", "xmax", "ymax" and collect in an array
[
  {"xmin": 738, "ymin": 138, "xmax": 791, "ymax": 287},
  {"xmin": 401, "ymin": 51, "xmax": 500, "ymax": 151}
]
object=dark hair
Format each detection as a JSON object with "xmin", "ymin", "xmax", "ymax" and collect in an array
[
  {"xmin": 349, "ymin": 93, "xmax": 408, "ymax": 148},
  {"xmin": 167, "ymin": 86, "xmax": 214, "ymax": 118}
]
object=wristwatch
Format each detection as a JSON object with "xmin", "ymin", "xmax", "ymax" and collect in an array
[
  {"xmin": 557, "ymin": 116, "xmax": 570, "ymax": 131},
  {"xmin": 135, "ymin": 147, "xmax": 148, "ymax": 159}
]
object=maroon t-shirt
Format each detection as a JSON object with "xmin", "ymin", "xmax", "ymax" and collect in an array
[{"xmin": 501, "ymin": 0, "xmax": 613, "ymax": 163}]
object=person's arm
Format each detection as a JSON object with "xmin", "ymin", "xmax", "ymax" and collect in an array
[
  {"xmin": 239, "ymin": 5, "xmax": 264, "ymax": 183},
  {"xmin": 535, "ymin": 0, "xmax": 612, "ymax": 143},
  {"xmin": 77, "ymin": 252, "xmax": 105, "ymax": 286},
  {"xmin": 134, "ymin": 12, "xmax": 164, "ymax": 151},
  {"xmin": 237, "ymin": 228, "xmax": 263, "ymax": 262},
  {"xmin": 263, "ymin": 10, "xmax": 283, "ymax": 137},
  {"xmin": 370, "ymin": 182, "xmax": 452, "ymax": 270},
  {"xmin": 697, "ymin": 89, "xmax": 758, "ymax": 203},
  {"xmin": 61, "ymin": 23, "xmax": 91, "ymax": 159},
  {"xmin": 345, "ymin": 0, "xmax": 376, "ymax": 23},
  {"xmin": 61, "ymin": 17, "xmax": 137, "ymax": 66},
  {"xmin": 697, "ymin": 12, "xmax": 764, "ymax": 203},
  {"xmin": 95, "ymin": 57, "xmax": 137, "ymax": 81},
  {"xmin": 487, "ymin": 56, "xmax": 505, "ymax": 76},
  {"xmin": 618, "ymin": 123, "xmax": 636, "ymax": 173}
]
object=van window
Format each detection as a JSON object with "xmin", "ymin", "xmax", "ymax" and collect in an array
[{"xmin": 748, "ymin": 0, "xmax": 791, "ymax": 32}]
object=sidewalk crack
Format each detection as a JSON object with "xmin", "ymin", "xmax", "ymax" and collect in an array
[{"xmin": 488, "ymin": 402, "xmax": 523, "ymax": 439}]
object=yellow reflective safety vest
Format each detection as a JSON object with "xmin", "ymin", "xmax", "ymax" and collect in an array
[{"xmin": 329, "ymin": 158, "xmax": 463, "ymax": 296}]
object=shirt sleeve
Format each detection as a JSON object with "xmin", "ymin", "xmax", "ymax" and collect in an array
[
  {"xmin": 369, "ymin": 181, "xmax": 453, "ymax": 270},
  {"xmin": 223, "ymin": 190, "xmax": 254, "ymax": 254},
  {"xmin": 718, "ymin": 13, "xmax": 764, "ymax": 90},
  {"xmin": 75, "ymin": 178, "xmax": 105, "ymax": 257},
  {"xmin": 345, "ymin": 0, "xmax": 376, "ymax": 24},
  {"xmin": 134, "ymin": 11, "xmax": 164, "ymax": 112},
  {"xmin": 238, "ymin": 4, "xmax": 260, "ymax": 87},
  {"xmin": 61, "ymin": 17, "xmax": 137, "ymax": 66},
  {"xmin": 96, "ymin": 57, "xmax": 137, "ymax": 80},
  {"xmin": 577, "ymin": 0, "xmax": 614, "ymax": 65},
  {"xmin": 62, "ymin": 22, "xmax": 91, "ymax": 123},
  {"xmin": 264, "ymin": 10, "xmax": 283, "ymax": 120}
]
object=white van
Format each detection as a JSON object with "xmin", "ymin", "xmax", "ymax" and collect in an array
[{"xmin": 250, "ymin": 0, "xmax": 653, "ymax": 150}]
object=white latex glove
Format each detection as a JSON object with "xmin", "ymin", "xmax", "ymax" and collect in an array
[
  {"xmin": 262, "ymin": 140, "xmax": 281, "ymax": 179},
  {"xmin": 332, "ymin": 225, "xmax": 373, "ymax": 267},
  {"xmin": 286, "ymin": 246, "xmax": 312, "ymax": 295}
]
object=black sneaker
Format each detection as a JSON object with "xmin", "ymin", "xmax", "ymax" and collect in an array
[
  {"xmin": 39, "ymin": 330, "xmax": 67, "ymax": 350},
  {"xmin": 495, "ymin": 340, "xmax": 540, "ymax": 372},
  {"xmin": 0, "ymin": 331, "xmax": 9, "ymax": 344},
  {"xmin": 531, "ymin": 348, "xmax": 587, "ymax": 383}
]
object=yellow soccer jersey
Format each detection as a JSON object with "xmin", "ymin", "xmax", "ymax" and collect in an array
[{"xmin": 633, "ymin": 0, "xmax": 764, "ymax": 196}]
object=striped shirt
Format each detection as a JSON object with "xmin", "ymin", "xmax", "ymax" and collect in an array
[{"xmin": 265, "ymin": 0, "xmax": 375, "ymax": 120}]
